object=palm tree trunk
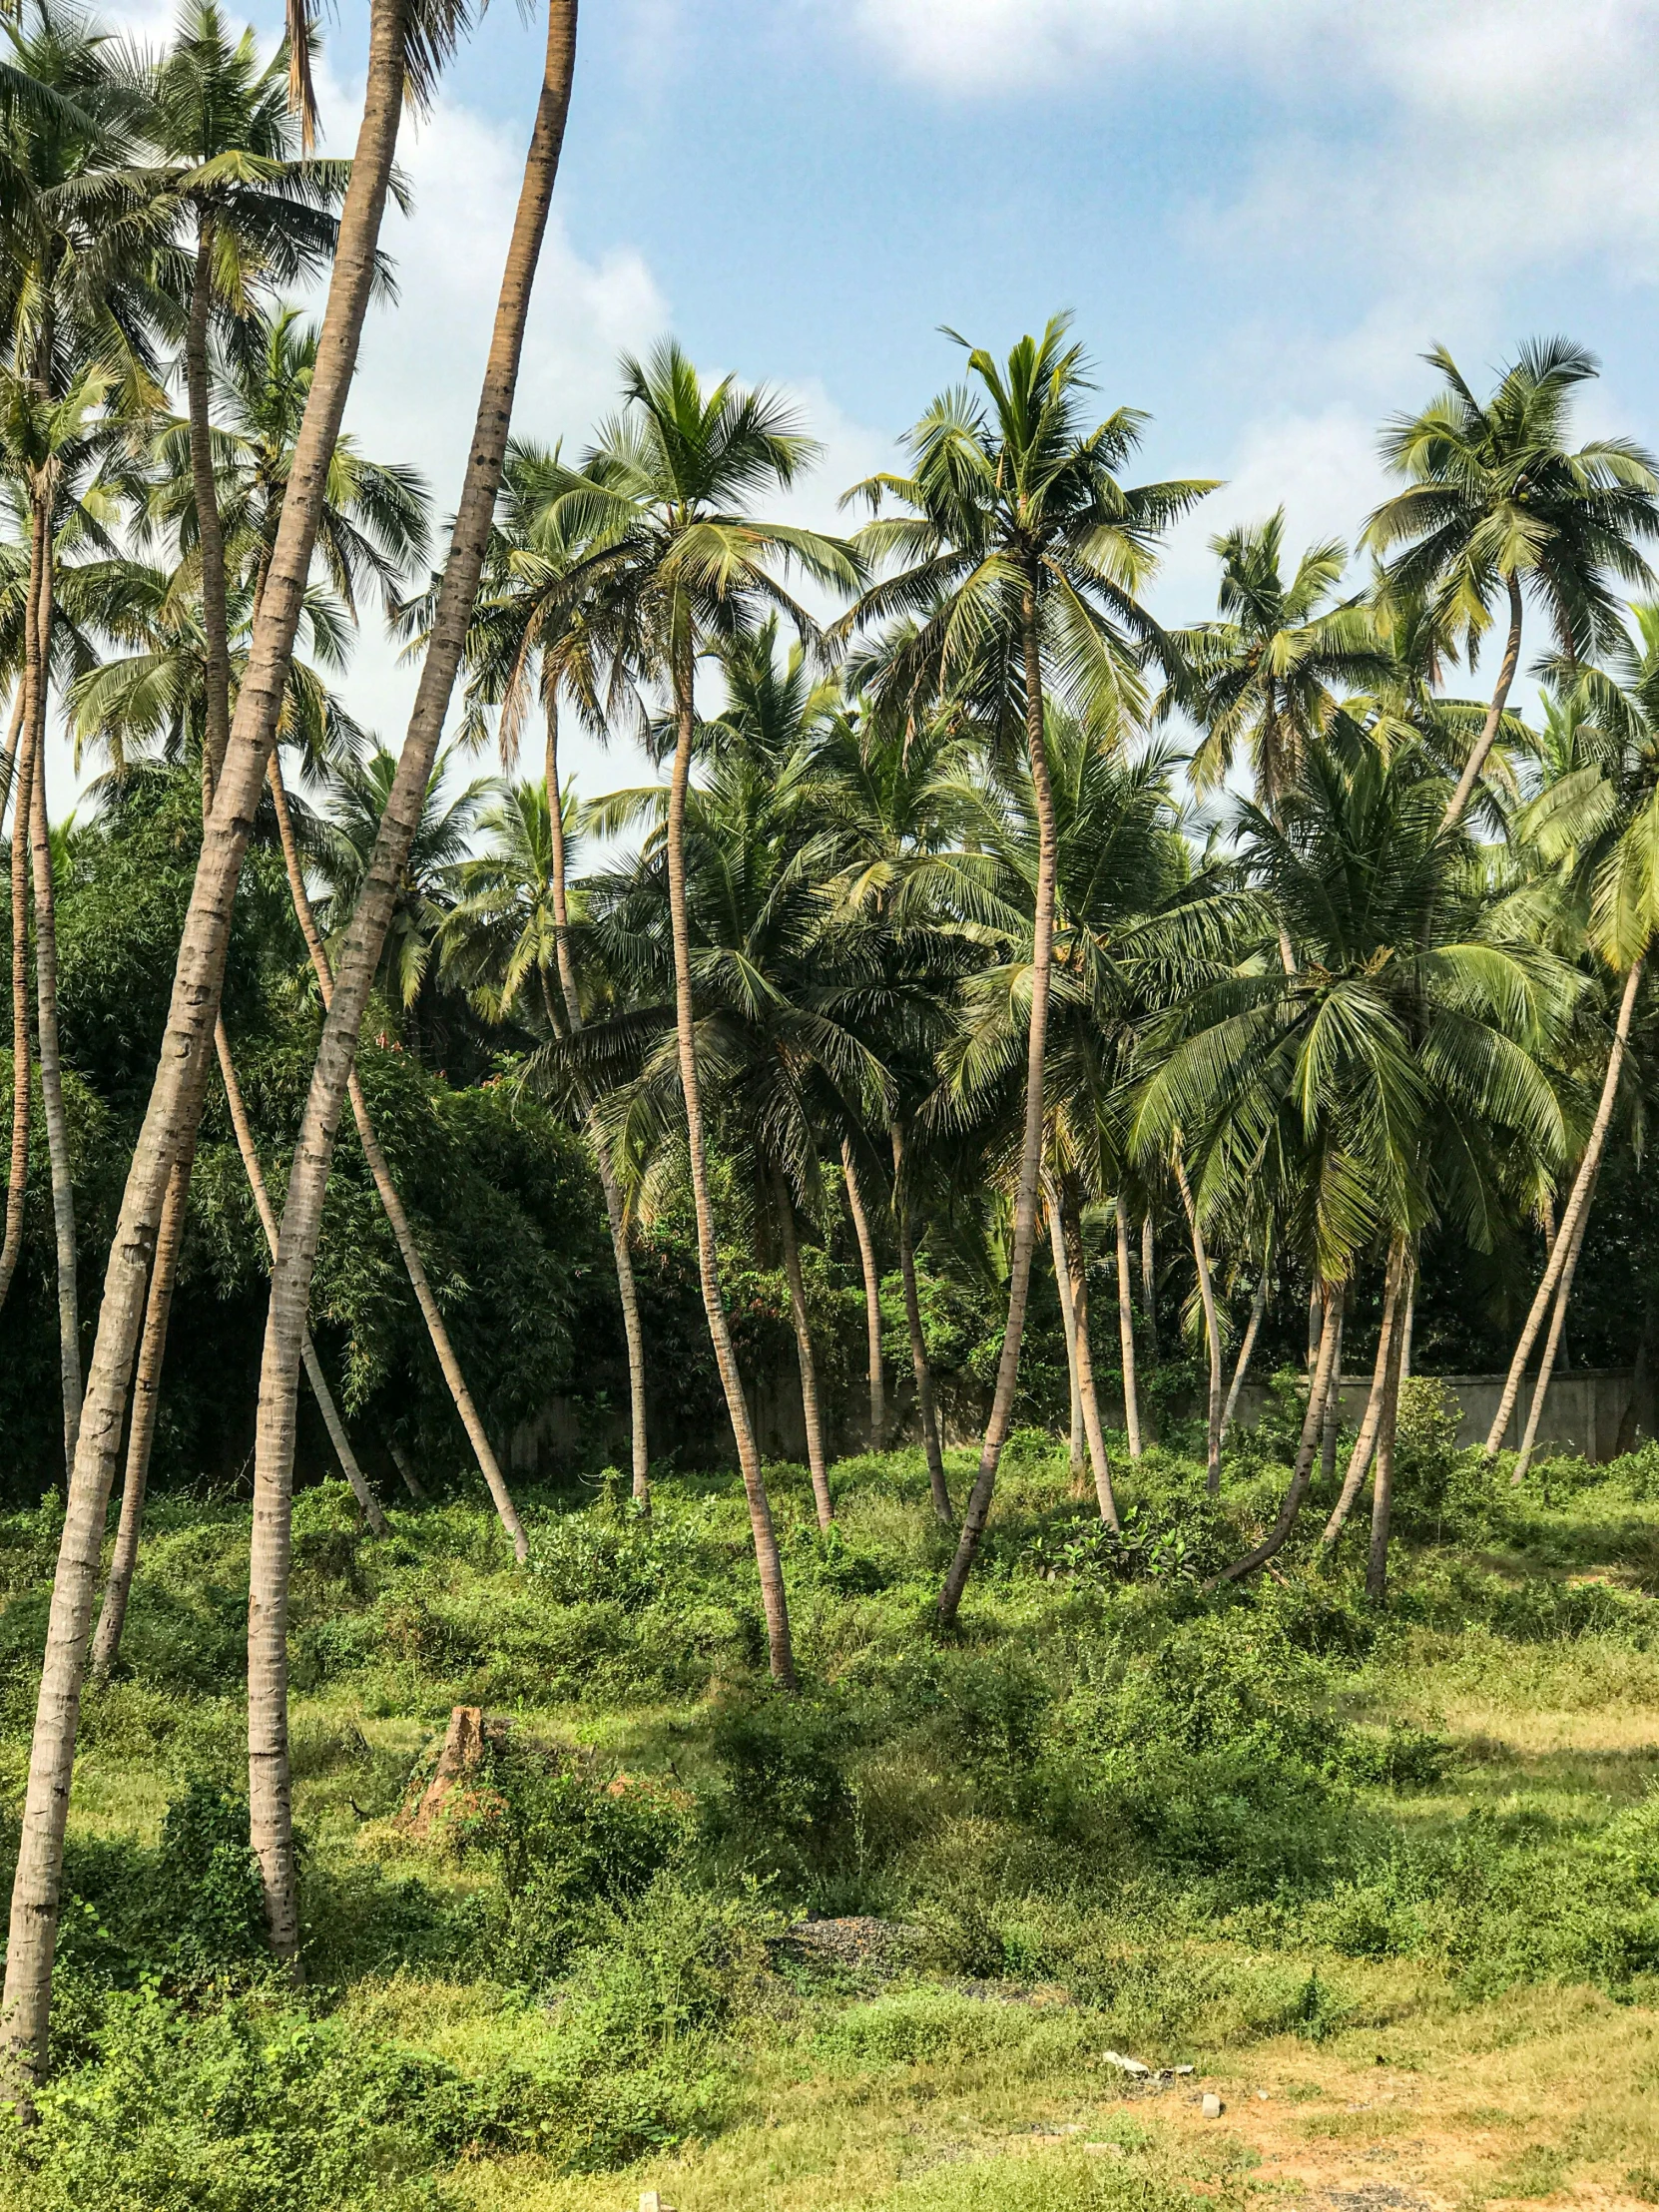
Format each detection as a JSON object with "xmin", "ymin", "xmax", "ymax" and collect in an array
[
  {"xmin": 892, "ymin": 1119, "xmax": 950, "ymax": 1524},
  {"xmin": 26, "ymin": 507, "xmax": 78, "ymax": 1468},
  {"xmin": 774, "ymin": 1168, "xmax": 832, "ymax": 1528},
  {"xmin": 938, "ymin": 589, "xmax": 1058, "ymax": 1626},
  {"xmin": 1174, "ymin": 1149, "xmax": 1223, "ymax": 1493},
  {"xmin": 1366, "ymin": 1248, "xmax": 1413, "ymax": 1603},
  {"xmin": 1140, "ymin": 1212, "xmax": 1159, "ymax": 1364},
  {"xmin": 0, "ymin": 608, "xmax": 37, "ymax": 1323},
  {"xmin": 1322, "ymin": 1234, "xmax": 1406, "ymax": 1547},
  {"xmin": 1484, "ymin": 958, "xmax": 1641, "ymax": 1457},
  {"xmin": 665, "ymin": 637, "xmax": 794, "ymax": 1676},
  {"xmin": 1114, "ymin": 1196, "xmax": 1143, "ymax": 1460},
  {"xmin": 266, "ymin": 753, "xmax": 527, "ymax": 1555},
  {"xmin": 1058, "ymin": 1185, "xmax": 1118, "ymax": 1528},
  {"xmin": 0, "ymin": 679, "xmax": 26, "ymax": 834},
  {"xmin": 1218, "ymin": 1282, "xmax": 1343, "ymax": 1583},
  {"xmin": 1441, "ymin": 572, "xmax": 1524, "ymax": 836},
  {"xmin": 1, "ymin": 0, "xmax": 412, "ymax": 2081},
  {"xmin": 840, "ymin": 1136, "xmax": 885, "ymax": 1451},
  {"xmin": 186, "ymin": 216, "xmax": 234, "ymax": 810},
  {"xmin": 1512, "ymin": 1192, "xmax": 1594, "ymax": 1480},
  {"xmin": 87, "ymin": 1147, "xmax": 194, "ymax": 1683},
  {"xmin": 248, "ymin": 0, "xmax": 583, "ymax": 1965},
  {"xmin": 544, "ymin": 712, "xmax": 650, "ymax": 1502},
  {"xmin": 1220, "ymin": 1273, "xmax": 1268, "ymax": 1450},
  {"xmin": 1046, "ymin": 1184, "xmax": 1084, "ymax": 1481},
  {"xmin": 387, "ymin": 1437, "xmax": 426, "ymax": 1500},
  {"xmin": 1319, "ymin": 1288, "xmax": 1346, "ymax": 1491}
]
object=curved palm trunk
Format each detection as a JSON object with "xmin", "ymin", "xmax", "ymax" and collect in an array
[
  {"xmin": 840, "ymin": 1136, "xmax": 885, "ymax": 1450},
  {"xmin": 3, "ymin": 0, "xmax": 411, "ymax": 2086},
  {"xmin": 892, "ymin": 1120, "xmax": 951, "ymax": 1524},
  {"xmin": 267, "ymin": 754, "xmax": 527, "ymax": 1554},
  {"xmin": 1114, "ymin": 1197, "xmax": 1143, "ymax": 1460},
  {"xmin": 545, "ymin": 717, "xmax": 649, "ymax": 1502},
  {"xmin": 27, "ymin": 513, "xmax": 78, "ymax": 1467},
  {"xmin": 1046, "ymin": 1186, "xmax": 1084, "ymax": 1481},
  {"xmin": 1483, "ymin": 958, "xmax": 1642, "ymax": 1458},
  {"xmin": 187, "ymin": 217, "xmax": 234, "ymax": 811},
  {"xmin": 939, "ymin": 590, "xmax": 1058, "ymax": 1626},
  {"xmin": 1220, "ymin": 1272, "xmax": 1268, "ymax": 1451},
  {"xmin": 1322, "ymin": 1234, "xmax": 1406, "ymax": 1547},
  {"xmin": 1366, "ymin": 1247, "xmax": 1413, "ymax": 1603},
  {"xmin": 0, "ymin": 603, "xmax": 38, "ymax": 1320},
  {"xmin": 1140, "ymin": 1212, "xmax": 1159, "ymax": 1365},
  {"xmin": 1218, "ymin": 1283, "xmax": 1342, "ymax": 1583},
  {"xmin": 247, "ymin": 0, "xmax": 584, "ymax": 1965},
  {"xmin": 1174, "ymin": 1150, "xmax": 1223, "ymax": 1493},
  {"xmin": 774, "ymin": 1169, "xmax": 832, "ymax": 1528},
  {"xmin": 1441, "ymin": 573, "xmax": 1524, "ymax": 837},
  {"xmin": 0, "ymin": 680, "xmax": 26, "ymax": 834},
  {"xmin": 1512, "ymin": 1193, "xmax": 1595, "ymax": 1480},
  {"xmin": 388, "ymin": 1437, "xmax": 426, "ymax": 1499},
  {"xmin": 1057, "ymin": 1185, "xmax": 1118, "ymax": 1528},
  {"xmin": 87, "ymin": 1148, "xmax": 194, "ymax": 1682}
]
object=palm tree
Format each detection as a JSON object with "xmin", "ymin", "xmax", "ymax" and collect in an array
[
  {"xmin": 495, "ymin": 341, "xmax": 857, "ymax": 1685},
  {"xmin": 1365, "ymin": 340, "xmax": 1659, "ymax": 835},
  {"xmin": 1139, "ymin": 735, "xmax": 1573, "ymax": 1589},
  {"xmin": 843, "ymin": 315, "xmax": 1212, "ymax": 1624},
  {"xmin": 444, "ymin": 438, "xmax": 654, "ymax": 1497},
  {"xmin": 1481, "ymin": 610, "xmax": 1659, "ymax": 1467},
  {"xmin": 5, "ymin": 0, "xmax": 420, "ymax": 2084},
  {"xmin": 246, "ymin": 0, "xmax": 578, "ymax": 1966}
]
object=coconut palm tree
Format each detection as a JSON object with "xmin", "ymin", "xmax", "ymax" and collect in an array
[
  {"xmin": 487, "ymin": 341, "xmax": 858, "ymax": 1686},
  {"xmin": 1139, "ymin": 733, "xmax": 1574, "ymax": 1591},
  {"xmin": 246, "ymin": 0, "xmax": 578, "ymax": 1965},
  {"xmin": 1481, "ymin": 609, "xmax": 1659, "ymax": 1468},
  {"xmin": 5, "ymin": 0, "xmax": 425, "ymax": 2083},
  {"xmin": 841, "ymin": 314, "xmax": 1213, "ymax": 1624},
  {"xmin": 1365, "ymin": 340, "xmax": 1659, "ymax": 835}
]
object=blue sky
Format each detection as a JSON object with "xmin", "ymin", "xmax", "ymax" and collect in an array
[{"xmin": 66, "ymin": 0, "xmax": 1659, "ymax": 808}]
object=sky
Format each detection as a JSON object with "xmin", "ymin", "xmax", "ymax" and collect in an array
[{"xmin": 55, "ymin": 0, "xmax": 1659, "ymax": 813}]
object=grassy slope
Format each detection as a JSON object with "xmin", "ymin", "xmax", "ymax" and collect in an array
[{"xmin": 5, "ymin": 1426, "xmax": 1659, "ymax": 2208}]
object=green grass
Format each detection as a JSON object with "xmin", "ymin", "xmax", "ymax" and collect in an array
[{"xmin": 6, "ymin": 1427, "xmax": 1659, "ymax": 2207}]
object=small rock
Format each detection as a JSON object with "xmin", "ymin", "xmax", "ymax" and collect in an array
[
  {"xmin": 1257, "ymin": 2089, "xmax": 1270, "ymax": 2101},
  {"xmin": 1173, "ymin": 2064, "xmax": 1195, "ymax": 2076},
  {"xmin": 1103, "ymin": 2049, "xmax": 1152, "ymax": 2076},
  {"xmin": 639, "ymin": 2195, "xmax": 676, "ymax": 2212},
  {"xmin": 1202, "ymin": 2092, "xmax": 1223, "ymax": 2119}
]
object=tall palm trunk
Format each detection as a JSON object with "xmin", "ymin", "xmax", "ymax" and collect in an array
[
  {"xmin": 1442, "ymin": 573, "xmax": 1524, "ymax": 836},
  {"xmin": 1318, "ymin": 1287, "xmax": 1346, "ymax": 1491},
  {"xmin": 3, "ymin": 0, "xmax": 410, "ymax": 2086},
  {"xmin": 939, "ymin": 588, "xmax": 1057, "ymax": 1625},
  {"xmin": 187, "ymin": 216, "xmax": 234, "ymax": 811},
  {"xmin": 665, "ymin": 636, "xmax": 793, "ymax": 1678},
  {"xmin": 775, "ymin": 1169, "xmax": 832, "ymax": 1528},
  {"xmin": 840, "ymin": 1136, "xmax": 885, "ymax": 1450},
  {"xmin": 892, "ymin": 1118, "xmax": 950, "ymax": 1524},
  {"xmin": 26, "ymin": 505, "xmax": 78, "ymax": 1466},
  {"xmin": 1114, "ymin": 1196, "xmax": 1142, "ymax": 1459},
  {"xmin": 1366, "ymin": 1247, "xmax": 1414, "ymax": 1603},
  {"xmin": 1512, "ymin": 1193, "xmax": 1594, "ymax": 1480},
  {"xmin": 1174, "ymin": 1149, "xmax": 1222, "ymax": 1493},
  {"xmin": 1057, "ymin": 1183, "xmax": 1118, "ymax": 1528},
  {"xmin": 1218, "ymin": 1283, "xmax": 1342, "ymax": 1582},
  {"xmin": 544, "ymin": 713, "xmax": 649, "ymax": 1501},
  {"xmin": 266, "ymin": 753, "xmax": 527, "ymax": 1555},
  {"xmin": 0, "ymin": 679, "xmax": 25, "ymax": 832},
  {"xmin": 248, "ymin": 0, "xmax": 587, "ymax": 1964},
  {"xmin": 1220, "ymin": 1271, "xmax": 1268, "ymax": 1450},
  {"xmin": 1484, "ymin": 958, "xmax": 1641, "ymax": 1457},
  {"xmin": 1140, "ymin": 1212, "xmax": 1159, "ymax": 1363},
  {"xmin": 1047, "ymin": 1186, "xmax": 1084, "ymax": 1481},
  {"xmin": 1322, "ymin": 1234, "xmax": 1406, "ymax": 1546},
  {"xmin": 0, "ymin": 560, "xmax": 40, "ymax": 1320}
]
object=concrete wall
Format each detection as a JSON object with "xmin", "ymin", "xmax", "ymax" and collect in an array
[{"xmin": 508, "ymin": 1366, "xmax": 1656, "ymax": 1476}]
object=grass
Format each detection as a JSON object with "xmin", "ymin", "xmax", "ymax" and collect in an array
[{"xmin": 5, "ymin": 1417, "xmax": 1659, "ymax": 2206}]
